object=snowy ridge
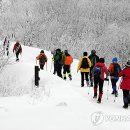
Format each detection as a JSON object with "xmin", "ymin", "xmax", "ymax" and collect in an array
[{"xmin": 0, "ymin": 44, "xmax": 130, "ymax": 130}]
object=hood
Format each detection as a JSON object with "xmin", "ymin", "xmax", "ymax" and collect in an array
[{"xmin": 95, "ymin": 62, "xmax": 105, "ymax": 67}]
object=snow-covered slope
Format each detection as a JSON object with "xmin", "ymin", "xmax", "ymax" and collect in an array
[{"xmin": 0, "ymin": 43, "xmax": 130, "ymax": 130}]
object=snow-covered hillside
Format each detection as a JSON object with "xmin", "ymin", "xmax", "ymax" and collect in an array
[{"xmin": 0, "ymin": 44, "xmax": 130, "ymax": 130}]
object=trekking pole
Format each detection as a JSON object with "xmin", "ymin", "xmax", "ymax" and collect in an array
[
  {"xmin": 114, "ymin": 78, "xmax": 122, "ymax": 102},
  {"xmin": 88, "ymin": 86, "xmax": 90, "ymax": 95},
  {"xmin": 46, "ymin": 62, "xmax": 47, "ymax": 71},
  {"xmin": 118, "ymin": 77, "xmax": 122, "ymax": 89},
  {"xmin": 113, "ymin": 94, "xmax": 116, "ymax": 102},
  {"xmin": 107, "ymin": 80, "xmax": 109, "ymax": 100},
  {"xmin": 21, "ymin": 53, "xmax": 22, "ymax": 61},
  {"xmin": 50, "ymin": 59, "xmax": 53, "ymax": 72},
  {"xmin": 114, "ymin": 87, "xmax": 118, "ymax": 102}
]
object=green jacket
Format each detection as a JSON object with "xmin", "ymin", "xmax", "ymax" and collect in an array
[{"xmin": 54, "ymin": 52, "xmax": 63, "ymax": 64}]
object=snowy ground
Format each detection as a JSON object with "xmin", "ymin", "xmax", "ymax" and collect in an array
[{"xmin": 0, "ymin": 43, "xmax": 130, "ymax": 130}]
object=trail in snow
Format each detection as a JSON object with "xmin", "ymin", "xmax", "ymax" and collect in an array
[{"xmin": 0, "ymin": 43, "xmax": 130, "ymax": 130}]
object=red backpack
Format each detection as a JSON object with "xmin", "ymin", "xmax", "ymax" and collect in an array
[{"xmin": 65, "ymin": 56, "xmax": 73, "ymax": 65}]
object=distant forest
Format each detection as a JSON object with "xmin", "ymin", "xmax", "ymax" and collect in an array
[{"xmin": 0, "ymin": 0, "xmax": 130, "ymax": 64}]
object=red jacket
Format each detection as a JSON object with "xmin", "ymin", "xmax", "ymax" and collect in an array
[
  {"xmin": 118, "ymin": 67, "xmax": 130, "ymax": 90},
  {"xmin": 36, "ymin": 53, "xmax": 47, "ymax": 65},
  {"xmin": 13, "ymin": 42, "xmax": 22, "ymax": 53},
  {"xmin": 93, "ymin": 62, "xmax": 108, "ymax": 80}
]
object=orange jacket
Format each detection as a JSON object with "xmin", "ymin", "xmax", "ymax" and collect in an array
[{"xmin": 108, "ymin": 63, "xmax": 114, "ymax": 73}]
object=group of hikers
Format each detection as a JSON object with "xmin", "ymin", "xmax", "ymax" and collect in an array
[
  {"xmin": 3, "ymin": 37, "xmax": 10, "ymax": 56},
  {"xmin": 36, "ymin": 49, "xmax": 73, "ymax": 80},
  {"xmin": 35, "ymin": 48, "xmax": 130, "ymax": 109},
  {"xmin": 3, "ymin": 39, "xmax": 130, "ymax": 109},
  {"xmin": 2, "ymin": 38, "xmax": 22, "ymax": 62}
]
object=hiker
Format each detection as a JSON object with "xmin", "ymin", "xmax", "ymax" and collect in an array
[
  {"xmin": 3, "ymin": 37, "xmax": 7, "ymax": 45},
  {"xmin": 92, "ymin": 58, "xmax": 109, "ymax": 103},
  {"xmin": 53, "ymin": 48, "xmax": 63, "ymax": 78},
  {"xmin": 36, "ymin": 50, "xmax": 47, "ymax": 70},
  {"xmin": 108, "ymin": 57, "xmax": 121, "ymax": 97},
  {"xmin": 3, "ymin": 37, "xmax": 10, "ymax": 56},
  {"xmin": 13, "ymin": 41, "xmax": 22, "ymax": 61},
  {"xmin": 77, "ymin": 52, "xmax": 91, "ymax": 87},
  {"xmin": 62, "ymin": 50, "xmax": 73, "ymax": 80},
  {"xmin": 118, "ymin": 60, "xmax": 130, "ymax": 109},
  {"xmin": 89, "ymin": 50, "xmax": 99, "ymax": 86},
  {"xmin": 6, "ymin": 40, "xmax": 10, "ymax": 56},
  {"xmin": 51, "ymin": 50, "xmax": 56, "ymax": 74}
]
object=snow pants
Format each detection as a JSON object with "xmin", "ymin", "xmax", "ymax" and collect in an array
[
  {"xmin": 123, "ymin": 90, "xmax": 130, "ymax": 108},
  {"xmin": 81, "ymin": 72, "xmax": 89, "ymax": 86},
  {"xmin": 55, "ymin": 63, "xmax": 62, "ymax": 78},
  {"xmin": 63, "ymin": 65, "xmax": 71, "ymax": 78},
  {"xmin": 94, "ymin": 77, "xmax": 104, "ymax": 98}
]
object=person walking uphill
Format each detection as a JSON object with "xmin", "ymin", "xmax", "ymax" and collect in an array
[
  {"xmin": 92, "ymin": 58, "xmax": 109, "ymax": 103},
  {"xmin": 62, "ymin": 50, "xmax": 73, "ymax": 80},
  {"xmin": 108, "ymin": 57, "xmax": 121, "ymax": 97},
  {"xmin": 89, "ymin": 50, "xmax": 99, "ymax": 86},
  {"xmin": 77, "ymin": 52, "xmax": 91, "ymax": 87},
  {"xmin": 51, "ymin": 50, "xmax": 56, "ymax": 74},
  {"xmin": 53, "ymin": 49, "xmax": 63, "ymax": 78},
  {"xmin": 118, "ymin": 60, "xmax": 130, "ymax": 109},
  {"xmin": 13, "ymin": 41, "xmax": 22, "ymax": 61},
  {"xmin": 36, "ymin": 50, "xmax": 47, "ymax": 70}
]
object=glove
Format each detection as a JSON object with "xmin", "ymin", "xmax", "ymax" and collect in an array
[
  {"xmin": 122, "ymin": 74, "xmax": 125, "ymax": 77},
  {"xmin": 104, "ymin": 78, "xmax": 109, "ymax": 81}
]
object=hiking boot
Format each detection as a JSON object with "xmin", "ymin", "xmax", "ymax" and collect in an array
[
  {"xmin": 69, "ymin": 76, "xmax": 72, "ymax": 80},
  {"xmin": 93, "ymin": 95, "xmax": 97, "ymax": 98},
  {"xmin": 123, "ymin": 105, "xmax": 128, "ymax": 109},
  {"xmin": 111, "ymin": 91, "xmax": 115, "ymax": 94},
  {"xmin": 97, "ymin": 97, "xmax": 101, "ymax": 103},
  {"xmin": 115, "ymin": 92, "xmax": 118, "ymax": 97},
  {"xmin": 81, "ymin": 85, "xmax": 84, "ymax": 87},
  {"xmin": 93, "ymin": 93, "xmax": 97, "ymax": 98},
  {"xmin": 97, "ymin": 100, "xmax": 101, "ymax": 103},
  {"xmin": 90, "ymin": 82, "xmax": 93, "ymax": 87},
  {"xmin": 16, "ymin": 58, "xmax": 19, "ymax": 62}
]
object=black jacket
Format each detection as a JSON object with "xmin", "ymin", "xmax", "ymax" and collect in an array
[{"xmin": 89, "ymin": 54, "xmax": 99, "ymax": 68}]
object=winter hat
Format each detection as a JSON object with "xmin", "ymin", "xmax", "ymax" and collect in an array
[
  {"xmin": 56, "ymin": 48, "xmax": 61, "ymax": 52},
  {"xmin": 112, "ymin": 57, "xmax": 118, "ymax": 63},
  {"xmin": 64, "ymin": 50, "xmax": 68, "ymax": 54},
  {"xmin": 91, "ymin": 50, "xmax": 96, "ymax": 55},
  {"xmin": 125, "ymin": 60, "xmax": 130, "ymax": 67},
  {"xmin": 83, "ymin": 52, "xmax": 88, "ymax": 56},
  {"xmin": 40, "ymin": 50, "xmax": 44, "ymax": 53},
  {"xmin": 99, "ymin": 58, "xmax": 105, "ymax": 63}
]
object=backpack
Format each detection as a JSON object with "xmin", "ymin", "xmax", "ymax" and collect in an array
[
  {"xmin": 80, "ymin": 58, "xmax": 89, "ymax": 69},
  {"xmin": 39, "ymin": 54, "xmax": 47, "ymax": 63},
  {"xmin": 110, "ymin": 63, "xmax": 121, "ymax": 76},
  {"xmin": 15, "ymin": 44, "xmax": 21, "ymax": 53},
  {"xmin": 65, "ymin": 55, "xmax": 73, "ymax": 65},
  {"xmin": 93, "ymin": 66, "xmax": 102, "ymax": 78},
  {"xmin": 54, "ymin": 52, "xmax": 63, "ymax": 65}
]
